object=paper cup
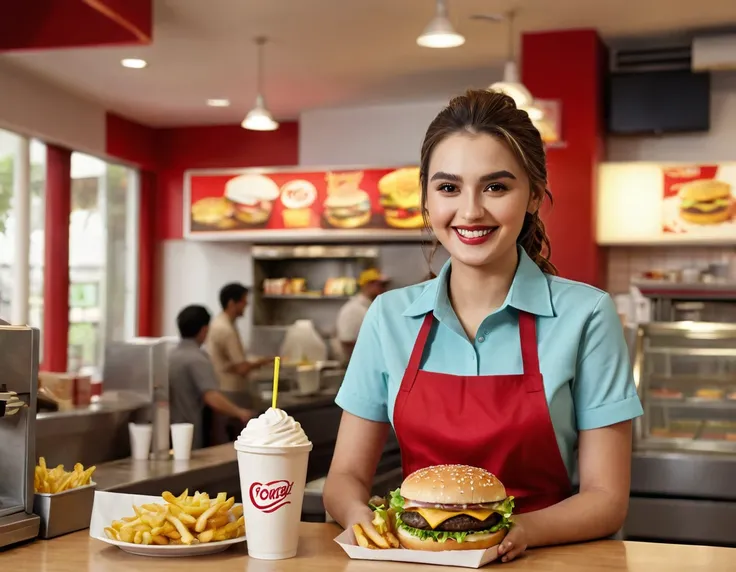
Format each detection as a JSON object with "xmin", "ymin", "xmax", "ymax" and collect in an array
[
  {"xmin": 170, "ymin": 423, "xmax": 194, "ymax": 460},
  {"xmin": 234, "ymin": 442, "xmax": 312, "ymax": 560},
  {"xmin": 128, "ymin": 423, "xmax": 152, "ymax": 461}
]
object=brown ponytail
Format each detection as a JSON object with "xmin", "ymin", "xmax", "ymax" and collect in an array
[{"xmin": 419, "ymin": 89, "xmax": 557, "ymax": 276}]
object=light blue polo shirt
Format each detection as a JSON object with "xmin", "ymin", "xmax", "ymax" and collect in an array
[{"xmin": 335, "ymin": 247, "xmax": 643, "ymax": 479}]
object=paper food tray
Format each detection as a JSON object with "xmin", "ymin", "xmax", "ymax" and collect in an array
[
  {"xmin": 90, "ymin": 491, "xmax": 245, "ymax": 558},
  {"xmin": 334, "ymin": 528, "xmax": 499, "ymax": 568}
]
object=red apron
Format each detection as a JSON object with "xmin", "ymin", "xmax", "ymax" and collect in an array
[{"xmin": 393, "ymin": 310, "xmax": 572, "ymax": 514}]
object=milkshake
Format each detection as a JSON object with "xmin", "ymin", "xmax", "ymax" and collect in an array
[{"xmin": 235, "ymin": 408, "xmax": 312, "ymax": 560}]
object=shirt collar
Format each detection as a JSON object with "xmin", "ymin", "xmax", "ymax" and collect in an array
[{"xmin": 402, "ymin": 247, "xmax": 554, "ymax": 319}]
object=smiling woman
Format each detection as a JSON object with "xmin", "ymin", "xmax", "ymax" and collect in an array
[{"xmin": 323, "ymin": 89, "xmax": 643, "ymax": 562}]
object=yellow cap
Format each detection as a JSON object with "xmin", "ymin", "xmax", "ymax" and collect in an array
[{"xmin": 358, "ymin": 268, "xmax": 388, "ymax": 287}]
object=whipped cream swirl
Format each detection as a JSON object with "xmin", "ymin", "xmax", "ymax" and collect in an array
[{"xmin": 237, "ymin": 408, "xmax": 311, "ymax": 447}]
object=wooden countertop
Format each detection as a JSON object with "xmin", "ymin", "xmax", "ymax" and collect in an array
[{"xmin": 2, "ymin": 523, "xmax": 736, "ymax": 571}]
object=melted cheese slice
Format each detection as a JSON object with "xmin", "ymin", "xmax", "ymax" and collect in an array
[{"xmin": 408, "ymin": 507, "xmax": 495, "ymax": 529}]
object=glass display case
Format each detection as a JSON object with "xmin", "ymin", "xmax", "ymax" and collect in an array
[{"xmin": 633, "ymin": 321, "xmax": 736, "ymax": 454}]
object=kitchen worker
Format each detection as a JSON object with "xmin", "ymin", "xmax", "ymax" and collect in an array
[
  {"xmin": 323, "ymin": 90, "xmax": 643, "ymax": 563},
  {"xmin": 207, "ymin": 282, "xmax": 272, "ymax": 442},
  {"xmin": 169, "ymin": 305, "xmax": 254, "ymax": 450},
  {"xmin": 335, "ymin": 268, "xmax": 388, "ymax": 362}
]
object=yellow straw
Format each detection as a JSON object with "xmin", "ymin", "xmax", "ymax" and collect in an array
[{"xmin": 272, "ymin": 357, "xmax": 281, "ymax": 409}]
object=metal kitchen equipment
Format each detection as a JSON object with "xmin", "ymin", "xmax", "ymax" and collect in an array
[
  {"xmin": 626, "ymin": 321, "xmax": 736, "ymax": 546},
  {"xmin": 0, "ymin": 325, "xmax": 41, "ymax": 548},
  {"xmin": 102, "ymin": 337, "xmax": 178, "ymax": 460}
]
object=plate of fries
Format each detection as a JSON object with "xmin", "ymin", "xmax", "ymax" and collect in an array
[
  {"xmin": 90, "ymin": 490, "xmax": 246, "ymax": 557},
  {"xmin": 34, "ymin": 457, "xmax": 96, "ymax": 494}
]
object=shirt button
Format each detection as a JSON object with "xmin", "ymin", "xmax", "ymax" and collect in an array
[{"xmin": 477, "ymin": 336, "xmax": 485, "ymax": 343}]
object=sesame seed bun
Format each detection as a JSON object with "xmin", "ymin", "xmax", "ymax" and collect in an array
[
  {"xmin": 396, "ymin": 527, "xmax": 507, "ymax": 552},
  {"xmin": 678, "ymin": 179, "xmax": 731, "ymax": 202},
  {"xmin": 400, "ymin": 465, "xmax": 507, "ymax": 505}
]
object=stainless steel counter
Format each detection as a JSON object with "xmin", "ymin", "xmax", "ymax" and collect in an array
[{"xmin": 36, "ymin": 394, "xmax": 148, "ymax": 468}]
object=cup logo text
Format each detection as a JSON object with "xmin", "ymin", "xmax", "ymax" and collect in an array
[{"xmin": 249, "ymin": 480, "xmax": 294, "ymax": 513}]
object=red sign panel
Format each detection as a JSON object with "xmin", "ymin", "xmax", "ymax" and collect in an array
[{"xmin": 185, "ymin": 166, "xmax": 426, "ymax": 241}]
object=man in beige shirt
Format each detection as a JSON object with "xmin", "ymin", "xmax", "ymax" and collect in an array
[{"xmin": 206, "ymin": 283, "xmax": 271, "ymax": 442}]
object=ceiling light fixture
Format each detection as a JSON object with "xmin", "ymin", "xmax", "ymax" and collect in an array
[
  {"xmin": 207, "ymin": 98, "xmax": 231, "ymax": 107},
  {"xmin": 487, "ymin": 11, "xmax": 533, "ymax": 109},
  {"xmin": 242, "ymin": 37, "xmax": 279, "ymax": 131},
  {"xmin": 417, "ymin": 0, "xmax": 465, "ymax": 49},
  {"xmin": 121, "ymin": 58, "xmax": 147, "ymax": 69}
]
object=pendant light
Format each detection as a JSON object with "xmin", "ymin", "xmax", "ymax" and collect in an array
[
  {"xmin": 417, "ymin": 0, "xmax": 465, "ymax": 49},
  {"xmin": 242, "ymin": 37, "xmax": 279, "ymax": 131},
  {"xmin": 488, "ymin": 11, "xmax": 533, "ymax": 109}
]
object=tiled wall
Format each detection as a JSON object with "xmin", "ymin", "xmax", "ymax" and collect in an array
[{"xmin": 606, "ymin": 246, "xmax": 736, "ymax": 294}]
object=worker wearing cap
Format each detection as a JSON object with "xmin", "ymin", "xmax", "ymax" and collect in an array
[{"xmin": 336, "ymin": 269, "xmax": 388, "ymax": 362}]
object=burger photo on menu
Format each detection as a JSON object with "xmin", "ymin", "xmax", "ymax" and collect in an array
[
  {"xmin": 322, "ymin": 189, "xmax": 372, "ymax": 229},
  {"xmin": 386, "ymin": 465, "xmax": 514, "ymax": 552},
  {"xmin": 190, "ymin": 197, "xmax": 237, "ymax": 231},
  {"xmin": 678, "ymin": 179, "xmax": 734, "ymax": 225},
  {"xmin": 223, "ymin": 174, "xmax": 281, "ymax": 227},
  {"xmin": 378, "ymin": 167, "xmax": 424, "ymax": 229}
]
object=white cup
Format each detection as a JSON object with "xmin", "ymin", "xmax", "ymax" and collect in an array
[
  {"xmin": 128, "ymin": 423, "xmax": 153, "ymax": 461},
  {"xmin": 235, "ymin": 442, "xmax": 312, "ymax": 560},
  {"xmin": 170, "ymin": 423, "xmax": 194, "ymax": 461}
]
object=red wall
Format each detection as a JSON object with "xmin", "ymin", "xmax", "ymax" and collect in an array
[
  {"xmin": 155, "ymin": 122, "xmax": 300, "ymax": 240},
  {"xmin": 104, "ymin": 114, "xmax": 300, "ymax": 335},
  {"xmin": 522, "ymin": 30, "xmax": 607, "ymax": 288}
]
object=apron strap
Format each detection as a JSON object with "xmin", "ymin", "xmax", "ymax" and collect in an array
[
  {"xmin": 518, "ymin": 311, "xmax": 540, "ymax": 375},
  {"xmin": 401, "ymin": 312, "xmax": 434, "ymax": 392}
]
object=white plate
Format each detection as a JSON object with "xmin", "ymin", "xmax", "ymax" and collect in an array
[
  {"xmin": 90, "ymin": 491, "xmax": 245, "ymax": 558},
  {"xmin": 94, "ymin": 534, "xmax": 245, "ymax": 558}
]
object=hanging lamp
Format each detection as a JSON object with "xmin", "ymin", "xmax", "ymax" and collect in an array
[
  {"xmin": 242, "ymin": 37, "xmax": 279, "ymax": 131},
  {"xmin": 417, "ymin": 0, "xmax": 465, "ymax": 48},
  {"xmin": 488, "ymin": 11, "xmax": 533, "ymax": 109}
]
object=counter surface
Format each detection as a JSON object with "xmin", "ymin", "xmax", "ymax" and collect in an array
[{"xmin": 2, "ymin": 523, "xmax": 735, "ymax": 571}]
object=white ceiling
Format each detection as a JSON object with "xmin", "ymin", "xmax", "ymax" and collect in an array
[{"xmin": 2, "ymin": 0, "xmax": 736, "ymax": 127}]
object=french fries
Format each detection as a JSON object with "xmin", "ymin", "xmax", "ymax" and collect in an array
[
  {"xmin": 34, "ymin": 457, "xmax": 96, "ymax": 494},
  {"xmin": 103, "ymin": 490, "xmax": 245, "ymax": 547},
  {"xmin": 352, "ymin": 509, "xmax": 399, "ymax": 550}
]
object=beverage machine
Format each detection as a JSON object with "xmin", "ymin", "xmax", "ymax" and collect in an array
[{"xmin": 0, "ymin": 325, "xmax": 41, "ymax": 548}]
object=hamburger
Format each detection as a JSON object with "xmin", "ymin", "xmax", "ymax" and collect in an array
[
  {"xmin": 378, "ymin": 167, "xmax": 424, "ymax": 229},
  {"xmin": 678, "ymin": 179, "xmax": 734, "ymax": 225},
  {"xmin": 387, "ymin": 465, "xmax": 514, "ymax": 552},
  {"xmin": 323, "ymin": 189, "xmax": 372, "ymax": 228},
  {"xmin": 224, "ymin": 174, "xmax": 281, "ymax": 226}
]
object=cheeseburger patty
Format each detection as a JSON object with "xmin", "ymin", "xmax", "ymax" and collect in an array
[{"xmin": 400, "ymin": 511, "xmax": 501, "ymax": 532}]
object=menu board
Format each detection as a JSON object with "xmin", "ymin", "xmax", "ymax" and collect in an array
[
  {"xmin": 597, "ymin": 161, "xmax": 736, "ymax": 245},
  {"xmin": 184, "ymin": 166, "xmax": 427, "ymax": 242},
  {"xmin": 662, "ymin": 165, "xmax": 736, "ymax": 236}
]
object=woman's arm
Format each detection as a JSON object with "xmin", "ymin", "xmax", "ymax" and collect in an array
[
  {"xmin": 323, "ymin": 412, "xmax": 390, "ymax": 527},
  {"xmin": 499, "ymin": 420, "xmax": 632, "ymax": 561}
]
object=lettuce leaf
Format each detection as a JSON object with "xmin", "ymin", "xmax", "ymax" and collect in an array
[{"xmin": 389, "ymin": 488, "xmax": 405, "ymax": 512}]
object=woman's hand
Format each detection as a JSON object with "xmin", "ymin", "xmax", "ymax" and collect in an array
[{"xmin": 498, "ymin": 520, "xmax": 528, "ymax": 563}]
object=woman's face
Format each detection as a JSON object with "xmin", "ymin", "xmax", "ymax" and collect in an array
[{"xmin": 426, "ymin": 132, "xmax": 536, "ymax": 270}]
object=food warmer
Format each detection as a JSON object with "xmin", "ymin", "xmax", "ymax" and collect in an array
[{"xmin": 625, "ymin": 321, "xmax": 736, "ymax": 546}]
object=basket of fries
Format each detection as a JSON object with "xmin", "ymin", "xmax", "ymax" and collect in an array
[
  {"xmin": 32, "ymin": 457, "xmax": 97, "ymax": 539},
  {"xmin": 90, "ymin": 490, "xmax": 245, "ymax": 557}
]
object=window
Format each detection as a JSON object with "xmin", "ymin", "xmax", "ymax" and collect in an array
[
  {"xmin": 69, "ymin": 153, "xmax": 139, "ymax": 372},
  {"xmin": 29, "ymin": 140, "xmax": 46, "ymax": 333},
  {"xmin": 0, "ymin": 129, "xmax": 20, "ymax": 320},
  {"xmin": 0, "ymin": 130, "xmax": 45, "ymax": 326}
]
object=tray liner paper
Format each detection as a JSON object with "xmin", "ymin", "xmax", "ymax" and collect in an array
[{"xmin": 334, "ymin": 527, "xmax": 499, "ymax": 568}]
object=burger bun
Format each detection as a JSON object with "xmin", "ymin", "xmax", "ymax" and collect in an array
[
  {"xmin": 401, "ymin": 464, "xmax": 507, "ymax": 505},
  {"xmin": 396, "ymin": 527, "xmax": 507, "ymax": 552}
]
